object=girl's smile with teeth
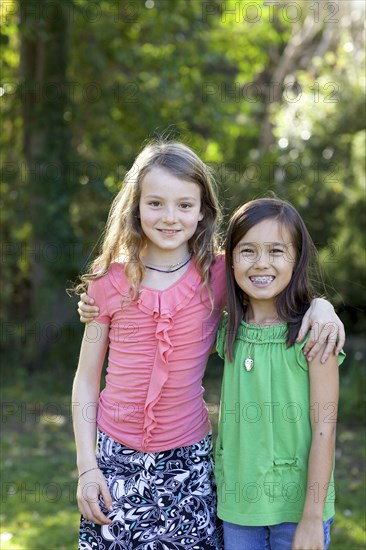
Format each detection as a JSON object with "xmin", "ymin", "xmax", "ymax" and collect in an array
[
  {"xmin": 139, "ymin": 167, "xmax": 203, "ymax": 260},
  {"xmin": 250, "ymin": 276, "xmax": 275, "ymax": 286},
  {"xmin": 233, "ymin": 218, "xmax": 296, "ymax": 309}
]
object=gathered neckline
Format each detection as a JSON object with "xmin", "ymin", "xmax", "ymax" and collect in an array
[{"xmin": 238, "ymin": 320, "xmax": 288, "ymax": 344}]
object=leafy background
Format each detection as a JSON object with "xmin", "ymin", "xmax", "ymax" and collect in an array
[{"xmin": 1, "ymin": 0, "xmax": 365, "ymax": 547}]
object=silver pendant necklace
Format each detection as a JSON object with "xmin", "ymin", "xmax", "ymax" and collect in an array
[
  {"xmin": 244, "ymin": 354, "xmax": 254, "ymax": 372},
  {"xmin": 244, "ymin": 320, "xmax": 254, "ymax": 372},
  {"xmin": 243, "ymin": 315, "xmax": 281, "ymax": 371}
]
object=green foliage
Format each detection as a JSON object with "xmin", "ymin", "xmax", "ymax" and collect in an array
[
  {"xmin": 1, "ymin": 2, "xmax": 364, "ymax": 545},
  {"xmin": 268, "ymin": 40, "xmax": 366, "ymax": 328},
  {"xmin": 1, "ymin": 2, "xmax": 365, "ymax": 355}
]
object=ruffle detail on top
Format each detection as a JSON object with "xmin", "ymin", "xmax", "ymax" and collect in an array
[
  {"xmin": 108, "ymin": 260, "xmax": 202, "ymax": 449},
  {"xmin": 237, "ymin": 321, "xmax": 288, "ymax": 344},
  {"xmin": 137, "ymin": 261, "xmax": 201, "ymax": 449},
  {"xmin": 140, "ymin": 308, "xmax": 173, "ymax": 449}
]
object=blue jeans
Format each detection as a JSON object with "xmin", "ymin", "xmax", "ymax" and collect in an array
[{"xmin": 223, "ymin": 517, "xmax": 334, "ymax": 550}]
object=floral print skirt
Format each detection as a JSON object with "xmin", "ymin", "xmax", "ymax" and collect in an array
[{"xmin": 79, "ymin": 430, "xmax": 223, "ymax": 549}]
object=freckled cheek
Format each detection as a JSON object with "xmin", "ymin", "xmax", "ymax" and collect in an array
[{"xmin": 139, "ymin": 209, "xmax": 159, "ymax": 227}]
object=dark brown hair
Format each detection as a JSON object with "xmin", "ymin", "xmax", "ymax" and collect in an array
[{"xmin": 225, "ymin": 197, "xmax": 321, "ymax": 361}]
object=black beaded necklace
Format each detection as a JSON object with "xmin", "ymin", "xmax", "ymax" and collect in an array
[{"xmin": 144, "ymin": 254, "xmax": 192, "ymax": 273}]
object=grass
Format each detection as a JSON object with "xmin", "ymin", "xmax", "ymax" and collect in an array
[
  {"xmin": 1, "ymin": 367, "xmax": 78, "ymax": 549},
  {"xmin": 0, "ymin": 357, "xmax": 365, "ymax": 549}
]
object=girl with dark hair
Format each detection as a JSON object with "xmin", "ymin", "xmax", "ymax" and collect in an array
[{"xmin": 216, "ymin": 198, "xmax": 345, "ymax": 550}]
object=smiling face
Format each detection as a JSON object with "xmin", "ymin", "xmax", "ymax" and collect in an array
[
  {"xmin": 139, "ymin": 166, "xmax": 203, "ymax": 260},
  {"xmin": 233, "ymin": 218, "xmax": 296, "ymax": 311}
]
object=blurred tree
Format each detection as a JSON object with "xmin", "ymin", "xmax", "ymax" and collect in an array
[
  {"xmin": 1, "ymin": 0, "xmax": 79, "ymax": 367},
  {"xmin": 1, "ymin": 0, "xmax": 364, "ymax": 370},
  {"xmin": 263, "ymin": 1, "xmax": 366, "ymax": 328}
]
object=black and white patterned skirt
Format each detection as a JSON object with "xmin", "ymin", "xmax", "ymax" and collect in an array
[{"xmin": 79, "ymin": 430, "xmax": 223, "ymax": 549}]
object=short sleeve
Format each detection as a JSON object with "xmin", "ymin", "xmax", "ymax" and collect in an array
[
  {"xmin": 296, "ymin": 332, "xmax": 346, "ymax": 370},
  {"xmin": 87, "ymin": 275, "xmax": 111, "ymax": 324},
  {"xmin": 210, "ymin": 254, "xmax": 227, "ymax": 310},
  {"xmin": 216, "ymin": 311, "xmax": 228, "ymax": 359}
]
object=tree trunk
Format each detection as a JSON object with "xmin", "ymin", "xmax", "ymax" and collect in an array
[{"xmin": 19, "ymin": 0, "xmax": 76, "ymax": 368}]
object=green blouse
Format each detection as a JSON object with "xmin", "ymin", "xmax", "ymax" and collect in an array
[{"xmin": 215, "ymin": 314, "xmax": 345, "ymax": 526}]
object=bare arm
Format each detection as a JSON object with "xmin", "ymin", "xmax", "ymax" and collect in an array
[
  {"xmin": 292, "ymin": 345, "xmax": 339, "ymax": 550},
  {"xmin": 297, "ymin": 298, "xmax": 345, "ymax": 363},
  {"xmin": 72, "ymin": 321, "xmax": 112, "ymax": 525}
]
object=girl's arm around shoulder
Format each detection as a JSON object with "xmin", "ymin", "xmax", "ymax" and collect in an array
[
  {"xmin": 78, "ymin": 293, "xmax": 99, "ymax": 323},
  {"xmin": 296, "ymin": 298, "xmax": 345, "ymax": 363},
  {"xmin": 292, "ymin": 345, "xmax": 341, "ymax": 549},
  {"xmin": 77, "ymin": 264, "xmax": 120, "ymax": 323}
]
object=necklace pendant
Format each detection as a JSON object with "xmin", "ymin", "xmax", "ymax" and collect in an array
[{"xmin": 244, "ymin": 357, "xmax": 254, "ymax": 371}]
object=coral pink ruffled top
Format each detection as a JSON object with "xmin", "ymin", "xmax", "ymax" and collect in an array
[{"xmin": 88, "ymin": 256, "xmax": 226, "ymax": 452}]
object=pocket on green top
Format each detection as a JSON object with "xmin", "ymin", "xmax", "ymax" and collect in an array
[
  {"xmin": 264, "ymin": 457, "xmax": 303, "ymax": 502},
  {"xmin": 273, "ymin": 458, "xmax": 298, "ymax": 467}
]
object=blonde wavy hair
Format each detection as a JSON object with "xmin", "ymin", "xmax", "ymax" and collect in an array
[{"xmin": 74, "ymin": 141, "xmax": 222, "ymax": 302}]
